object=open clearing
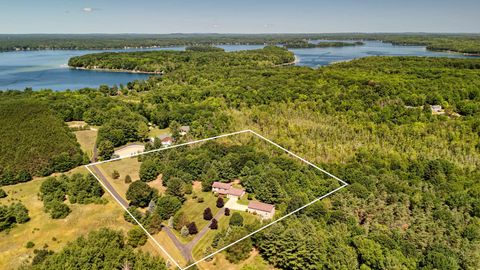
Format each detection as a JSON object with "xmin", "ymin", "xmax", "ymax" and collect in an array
[
  {"xmin": 0, "ymin": 167, "xmax": 132, "ymax": 269},
  {"xmin": 74, "ymin": 129, "xmax": 97, "ymax": 159}
]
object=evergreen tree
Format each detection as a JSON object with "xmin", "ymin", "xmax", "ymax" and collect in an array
[
  {"xmin": 216, "ymin": 197, "xmax": 224, "ymax": 208},
  {"xmin": 203, "ymin": 207, "xmax": 213, "ymax": 220},
  {"xmin": 188, "ymin": 222, "xmax": 198, "ymax": 235}
]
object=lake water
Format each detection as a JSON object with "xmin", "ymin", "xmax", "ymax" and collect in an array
[{"xmin": 0, "ymin": 41, "xmax": 476, "ymax": 91}]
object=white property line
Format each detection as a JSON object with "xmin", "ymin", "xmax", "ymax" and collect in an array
[
  {"xmin": 85, "ymin": 165, "xmax": 183, "ymax": 269},
  {"xmin": 85, "ymin": 129, "xmax": 349, "ymax": 270}
]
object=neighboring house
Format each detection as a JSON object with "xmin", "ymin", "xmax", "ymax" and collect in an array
[
  {"xmin": 150, "ymin": 133, "xmax": 173, "ymax": 143},
  {"xmin": 180, "ymin": 126, "xmax": 190, "ymax": 136},
  {"xmin": 247, "ymin": 201, "xmax": 275, "ymax": 220},
  {"xmin": 212, "ymin": 181, "xmax": 245, "ymax": 199},
  {"xmin": 161, "ymin": 136, "xmax": 174, "ymax": 146},
  {"xmin": 431, "ymin": 105, "xmax": 445, "ymax": 115}
]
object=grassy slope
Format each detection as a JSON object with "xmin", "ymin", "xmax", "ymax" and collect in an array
[
  {"xmin": 0, "ymin": 167, "xmax": 134, "ymax": 269},
  {"xmin": 73, "ymin": 129, "xmax": 97, "ymax": 159}
]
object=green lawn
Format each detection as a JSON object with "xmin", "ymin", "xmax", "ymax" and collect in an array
[
  {"xmin": 173, "ymin": 191, "xmax": 225, "ymax": 242},
  {"xmin": 192, "ymin": 210, "xmax": 260, "ymax": 261},
  {"xmin": 74, "ymin": 129, "xmax": 97, "ymax": 159},
  {"xmin": 148, "ymin": 127, "xmax": 171, "ymax": 138},
  {"xmin": 0, "ymin": 167, "xmax": 134, "ymax": 270},
  {"xmin": 237, "ymin": 196, "xmax": 250, "ymax": 206},
  {"xmin": 97, "ymin": 157, "xmax": 141, "ymax": 200}
]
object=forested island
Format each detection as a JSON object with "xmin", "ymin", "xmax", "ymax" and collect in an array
[
  {"xmin": 1, "ymin": 33, "xmax": 480, "ymax": 55},
  {"xmin": 1, "ymin": 43, "xmax": 480, "ymax": 269},
  {"xmin": 68, "ymin": 46, "xmax": 295, "ymax": 73},
  {"xmin": 284, "ymin": 41, "xmax": 364, "ymax": 49}
]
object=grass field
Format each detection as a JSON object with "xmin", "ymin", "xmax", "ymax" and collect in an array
[
  {"xmin": 73, "ymin": 129, "xmax": 97, "ymax": 159},
  {"xmin": 192, "ymin": 210, "xmax": 260, "ymax": 261},
  {"xmin": 181, "ymin": 191, "xmax": 223, "ymax": 235},
  {"xmin": 0, "ymin": 167, "xmax": 135, "ymax": 269},
  {"xmin": 149, "ymin": 127, "xmax": 171, "ymax": 138},
  {"xmin": 97, "ymin": 157, "xmax": 141, "ymax": 200}
]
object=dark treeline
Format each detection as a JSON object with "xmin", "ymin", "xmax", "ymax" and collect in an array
[
  {"xmin": 21, "ymin": 228, "xmax": 167, "ymax": 269},
  {"xmin": 0, "ymin": 99, "xmax": 85, "ymax": 186},
  {"xmin": 1, "ymin": 33, "xmax": 480, "ymax": 54}
]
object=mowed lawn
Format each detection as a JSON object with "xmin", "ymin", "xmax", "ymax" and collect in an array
[
  {"xmin": 0, "ymin": 167, "xmax": 134, "ymax": 270},
  {"xmin": 97, "ymin": 157, "xmax": 141, "ymax": 200},
  {"xmin": 182, "ymin": 191, "xmax": 223, "ymax": 234},
  {"xmin": 192, "ymin": 210, "xmax": 260, "ymax": 261},
  {"xmin": 74, "ymin": 129, "xmax": 97, "ymax": 159}
]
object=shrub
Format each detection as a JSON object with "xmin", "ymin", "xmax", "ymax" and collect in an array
[
  {"xmin": 127, "ymin": 227, "xmax": 147, "ymax": 247},
  {"xmin": 124, "ymin": 174, "xmax": 132, "ymax": 184},
  {"xmin": 112, "ymin": 170, "xmax": 120, "ymax": 179},
  {"xmin": 0, "ymin": 188, "xmax": 7, "ymax": 198},
  {"xmin": 203, "ymin": 207, "xmax": 213, "ymax": 220},
  {"xmin": 124, "ymin": 206, "xmax": 143, "ymax": 224},
  {"xmin": 229, "ymin": 212, "xmax": 244, "ymax": 227},
  {"xmin": 224, "ymin": 208, "xmax": 230, "ymax": 216},
  {"xmin": 197, "ymin": 197, "xmax": 204, "ymax": 203},
  {"xmin": 210, "ymin": 218, "xmax": 218, "ymax": 230},
  {"xmin": 216, "ymin": 197, "xmax": 224, "ymax": 208},
  {"xmin": 47, "ymin": 201, "xmax": 71, "ymax": 219},
  {"xmin": 181, "ymin": 226, "xmax": 189, "ymax": 237},
  {"xmin": 188, "ymin": 222, "xmax": 198, "ymax": 235},
  {"xmin": 26, "ymin": 241, "xmax": 35, "ymax": 248}
]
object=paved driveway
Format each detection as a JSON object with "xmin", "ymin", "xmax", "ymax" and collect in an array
[{"xmin": 224, "ymin": 197, "xmax": 248, "ymax": 211}]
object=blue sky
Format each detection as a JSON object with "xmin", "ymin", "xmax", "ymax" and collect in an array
[{"xmin": 1, "ymin": 0, "xmax": 479, "ymax": 33}]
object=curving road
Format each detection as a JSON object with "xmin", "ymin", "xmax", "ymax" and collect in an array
[{"xmin": 163, "ymin": 208, "xmax": 225, "ymax": 262}]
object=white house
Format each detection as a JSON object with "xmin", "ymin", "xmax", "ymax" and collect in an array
[
  {"xmin": 247, "ymin": 201, "xmax": 275, "ymax": 220},
  {"xmin": 179, "ymin": 126, "xmax": 190, "ymax": 136}
]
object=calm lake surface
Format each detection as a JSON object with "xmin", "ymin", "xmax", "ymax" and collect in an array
[{"xmin": 0, "ymin": 41, "xmax": 476, "ymax": 91}]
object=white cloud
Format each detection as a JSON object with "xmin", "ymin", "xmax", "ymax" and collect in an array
[{"xmin": 82, "ymin": 7, "xmax": 94, "ymax": 13}]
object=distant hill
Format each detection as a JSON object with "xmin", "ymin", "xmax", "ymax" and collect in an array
[{"xmin": 0, "ymin": 99, "xmax": 85, "ymax": 185}]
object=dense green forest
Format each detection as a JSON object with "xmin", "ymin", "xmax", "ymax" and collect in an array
[
  {"xmin": 1, "ymin": 33, "xmax": 479, "ymax": 54},
  {"xmin": 124, "ymin": 139, "xmax": 337, "ymax": 237},
  {"xmin": 68, "ymin": 46, "xmax": 295, "ymax": 73},
  {"xmin": 22, "ymin": 228, "xmax": 167, "ymax": 269},
  {"xmin": 0, "ymin": 99, "xmax": 85, "ymax": 186},
  {"xmin": 2, "ymin": 45, "xmax": 480, "ymax": 269}
]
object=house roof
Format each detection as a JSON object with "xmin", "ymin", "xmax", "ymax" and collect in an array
[
  {"xmin": 158, "ymin": 133, "xmax": 173, "ymax": 140},
  {"xmin": 180, "ymin": 126, "xmax": 190, "ymax": 132},
  {"xmin": 212, "ymin": 181, "xmax": 232, "ymax": 190},
  {"xmin": 248, "ymin": 201, "xmax": 275, "ymax": 213},
  {"xmin": 227, "ymin": 187, "xmax": 245, "ymax": 196},
  {"xmin": 161, "ymin": 136, "xmax": 173, "ymax": 142}
]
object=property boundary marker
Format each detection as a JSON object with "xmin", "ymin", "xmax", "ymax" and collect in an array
[{"xmin": 85, "ymin": 129, "xmax": 349, "ymax": 270}]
